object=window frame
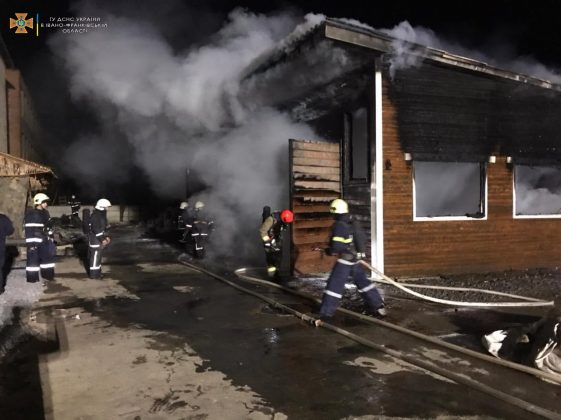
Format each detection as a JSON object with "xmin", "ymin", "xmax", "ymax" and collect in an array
[
  {"xmin": 412, "ymin": 161, "xmax": 488, "ymax": 222},
  {"xmin": 343, "ymin": 106, "xmax": 372, "ymax": 185},
  {"xmin": 512, "ymin": 164, "xmax": 561, "ymax": 219}
]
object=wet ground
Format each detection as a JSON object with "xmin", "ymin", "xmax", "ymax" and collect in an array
[{"xmin": 0, "ymin": 225, "xmax": 560, "ymax": 419}]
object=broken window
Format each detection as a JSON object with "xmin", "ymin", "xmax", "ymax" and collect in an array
[
  {"xmin": 344, "ymin": 107, "xmax": 370, "ymax": 182},
  {"xmin": 514, "ymin": 165, "xmax": 561, "ymax": 217},
  {"xmin": 413, "ymin": 161, "xmax": 486, "ymax": 219}
]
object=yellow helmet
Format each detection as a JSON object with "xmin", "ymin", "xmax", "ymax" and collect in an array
[
  {"xmin": 329, "ymin": 198, "xmax": 348, "ymax": 214},
  {"xmin": 33, "ymin": 193, "xmax": 50, "ymax": 205}
]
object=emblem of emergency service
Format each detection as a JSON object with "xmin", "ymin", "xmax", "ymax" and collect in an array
[{"xmin": 9, "ymin": 13, "xmax": 33, "ymax": 34}]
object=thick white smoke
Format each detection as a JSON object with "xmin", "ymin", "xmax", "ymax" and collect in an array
[
  {"xmin": 381, "ymin": 21, "xmax": 561, "ymax": 83},
  {"xmin": 50, "ymin": 6, "xmax": 321, "ymax": 257}
]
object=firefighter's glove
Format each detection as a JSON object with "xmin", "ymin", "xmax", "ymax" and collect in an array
[{"xmin": 356, "ymin": 252, "xmax": 366, "ymax": 260}]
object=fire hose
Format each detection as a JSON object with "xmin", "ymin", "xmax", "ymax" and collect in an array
[
  {"xmin": 178, "ymin": 257, "xmax": 561, "ymax": 418},
  {"xmin": 358, "ymin": 260, "xmax": 554, "ymax": 308}
]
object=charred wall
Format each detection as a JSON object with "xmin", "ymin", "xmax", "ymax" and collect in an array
[{"xmin": 383, "ymin": 65, "xmax": 561, "ymax": 276}]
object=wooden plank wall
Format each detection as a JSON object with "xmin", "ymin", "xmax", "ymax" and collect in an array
[
  {"xmin": 290, "ymin": 139, "xmax": 339, "ymax": 274},
  {"xmin": 382, "ymin": 79, "xmax": 561, "ymax": 277}
]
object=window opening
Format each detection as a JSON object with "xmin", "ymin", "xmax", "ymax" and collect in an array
[
  {"xmin": 514, "ymin": 165, "xmax": 561, "ymax": 217},
  {"xmin": 413, "ymin": 161, "xmax": 486, "ymax": 220},
  {"xmin": 350, "ymin": 107, "xmax": 368, "ymax": 180}
]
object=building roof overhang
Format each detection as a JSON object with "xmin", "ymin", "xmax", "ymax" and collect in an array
[
  {"xmin": 324, "ymin": 18, "xmax": 561, "ymax": 92},
  {"xmin": 0, "ymin": 152, "xmax": 55, "ymax": 177},
  {"xmin": 245, "ymin": 18, "xmax": 561, "ymax": 93}
]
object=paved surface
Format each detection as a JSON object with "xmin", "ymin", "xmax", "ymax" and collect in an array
[{"xmin": 0, "ymin": 225, "xmax": 560, "ymax": 419}]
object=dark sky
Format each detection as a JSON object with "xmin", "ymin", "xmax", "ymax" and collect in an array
[
  {"xmin": 5, "ymin": 0, "xmax": 561, "ymax": 68},
  {"xmin": 4, "ymin": 0, "xmax": 561, "ymax": 200}
]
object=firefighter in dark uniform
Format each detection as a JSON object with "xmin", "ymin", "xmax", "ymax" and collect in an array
[
  {"xmin": 315, "ymin": 199, "xmax": 386, "ymax": 325},
  {"xmin": 25, "ymin": 193, "xmax": 56, "ymax": 282},
  {"xmin": 178, "ymin": 201, "xmax": 192, "ymax": 243},
  {"xmin": 88, "ymin": 198, "xmax": 112, "ymax": 279},
  {"xmin": 188, "ymin": 201, "xmax": 214, "ymax": 258},
  {"xmin": 69, "ymin": 194, "xmax": 81, "ymax": 225},
  {"xmin": 259, "ymin": 208, "xmax": 293, "ymax": 280},
  {"xmin": 0, "ymin": 213, "xmax": 14, "ymax": 293}
]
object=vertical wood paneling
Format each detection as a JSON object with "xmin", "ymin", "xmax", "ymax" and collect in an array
[{"xmin": 290, "ymin": 139, "xmax": 339, "ymax": 274}]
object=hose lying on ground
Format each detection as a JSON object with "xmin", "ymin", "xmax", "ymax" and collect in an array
[
  {"xmin": 234, "ymin": 267, "xmax": 561, "ymax": 386},
  {"xmin": 179, "ymin": 258, "xmax": 561, "ymax": 419},
  {"xmin": 359, "ymin": 260, "xmax": 554, "ymax": 308}
]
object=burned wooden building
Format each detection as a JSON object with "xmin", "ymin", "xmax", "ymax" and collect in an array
[{"xmin": 242, "ymin": 18, "xmax": 561, "ymax": 277}]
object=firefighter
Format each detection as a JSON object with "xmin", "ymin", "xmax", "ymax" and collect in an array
[
  {"xmin": 315, "ymin": 199, "xmax": 386, "ymax": 325},
  {"xmin": 188, "ymin": 201, "xmax": 214, "ymax": 258},
  {"xmin": 178, "ymin": 201, "xmax": 192, "ymax": 243},
  {"xmin": 0, "ymin": 213, "xmax": 14, "ymax": 293},
  {"xmin": 69, "ymin": 194, "xmax": 81, "ymax": 225},
  {"xmin": 259, "ymin": 208, "xmax": 293, "ymax": 281},
  {"xmin": 25, "ymin": 193, "xmax": 56, "ymax": 282},
  {"xmin": 88, "ymin": 198, "xmax": 112, "ymax": 279}
]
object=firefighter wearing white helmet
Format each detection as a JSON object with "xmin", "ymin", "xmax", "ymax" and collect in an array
[
  {"xmin": 95, "ymin": 198, "xmax": 112, "ymax": 210},
  {"xmin": 88, "ymin": 198, "xmax": 112, "ymax": 279},
  {"xmin": 25, "ymin": 192, "xmax": 55, "ymax": 282},
  {"xmin": 185, "ymin": 200, "xmax": 214, "ymax": 258},
  {"xmin": 314, "ymin": 198, "xmax": 386, "ymax": 326},
  {"xmin": 33, "ymin": 193, "xmax": 50, "ymax": 206},
  {"xmin": 178, "ymin": 201, "xmax": 194, "ymax": 242}
]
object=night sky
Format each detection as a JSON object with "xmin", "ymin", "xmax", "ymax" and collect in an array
[
  {"xmin": 3, "ymin": 0, "xmax": 561, "ymax": 201},
  {"xmin": 6, "ymin": 0, "xmax": 561, "ymax": 68}
]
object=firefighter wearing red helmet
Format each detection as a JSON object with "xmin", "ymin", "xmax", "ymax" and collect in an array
[{"xmin": 259, "ymin": 207, "xmax": 293, "ymax": 282}]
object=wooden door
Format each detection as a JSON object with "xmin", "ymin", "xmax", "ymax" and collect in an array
[{"xmin": 289, "ymin": 139, "xmax": 340, "ymax": 274}]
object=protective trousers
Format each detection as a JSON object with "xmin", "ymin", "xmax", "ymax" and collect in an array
[
  {"xmin": 319, "ymin": 261, "xmax": 384, "ymax": 318},
  {"xmin": 88, "ymin": 245, "xmax": 103, "ymax": 279},
  {"xmin": 26, "ymin": 242, "xmax": 55, "ymax": 282},
  {"xmin": 265, "ymin": 249, "xmax": 282, "ymax": 279}
]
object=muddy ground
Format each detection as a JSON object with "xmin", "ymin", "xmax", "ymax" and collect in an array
[{"xmin": 0, "ymin": 224, "xmax": 559, "ymax": 420}]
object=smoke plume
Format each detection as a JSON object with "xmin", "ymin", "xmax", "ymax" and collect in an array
[
  {"xmin": 381, "ymin": 21, "xmax": 561, "ymax": 83},
  {"xmin": 49, "ymin": 4, "xmax": 321, "ymax": 258}
]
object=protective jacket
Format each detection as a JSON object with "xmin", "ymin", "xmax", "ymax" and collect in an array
[
  {"xmin": 25, "ymin": 208, "xmax": 51, "ymax": 245},
  {"xmin": 326, "ymin": 214, "xmax": 366, "ymax": 263},
  {"xmin": 88, "ymin": 208, "xmax": 109, "ymax": 248},
  {"xmin": 25, "ymin": 207, "xmax": 55, "ymax": 282},
  {"xmin": 182, "ymin": 207, "xmax": 194, "ymax": 231},
  {"xmin": 191, "ymin": 210, "xmax": 213, "ymax": 236},
  {"xmin": 259, "ymin": 212, "xmax": 285, "ymax": 246},
  {"xmin": 69, "ymin": 199, "xmax": 81, "ymax": 216}
]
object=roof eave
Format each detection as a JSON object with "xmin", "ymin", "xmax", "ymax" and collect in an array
[{"xmin": 325, "ymin": 19, "xmax": 561, "ymax": 92}]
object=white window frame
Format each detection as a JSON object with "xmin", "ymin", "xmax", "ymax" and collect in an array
[
  {"xmin": 512, "ymin": 164, "xmax": 561, "ymax": 219},
  {"xmin": 412, "ymin": 161, "xmax": 488, "ymax": 222}
]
